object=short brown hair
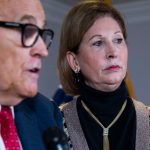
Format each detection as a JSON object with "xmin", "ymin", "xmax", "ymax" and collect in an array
[{"xmin": 57, "ymin": 0, "xmax": 127, "ymax": 96}]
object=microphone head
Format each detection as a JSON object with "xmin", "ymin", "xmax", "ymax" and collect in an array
[{"xmin": 43, "ymin": 126, "xmax": 70, "ymax": 150}]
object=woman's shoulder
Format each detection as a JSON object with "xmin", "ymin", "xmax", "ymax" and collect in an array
[
  {"xmin": 131, "ymin": 98, "xmax": 150, "ymax": 117},
  {"xmin": 59, "ymin": 96, "xmax": 78, "ymax": 111},
  {"xmin": 131, "ymin": 98, "xmax": 149, "ymax": 108}
]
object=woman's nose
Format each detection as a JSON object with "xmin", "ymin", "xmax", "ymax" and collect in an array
[{"xmin": 105, "ymin": 43, "xmax": 117, "ymax": 59}]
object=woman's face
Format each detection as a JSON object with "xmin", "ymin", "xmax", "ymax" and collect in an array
[{"xmin": 67, "ymin": 16, "xmax": 128, "ymax": 92}]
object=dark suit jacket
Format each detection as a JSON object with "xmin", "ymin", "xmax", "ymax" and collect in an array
[
  {"xmin": 14, "ymin": 92, "xmax": 63, "ymax": 150},
  {"xmin": 53, "ymin": 88, "xmax": 72, "ymax": 106}
]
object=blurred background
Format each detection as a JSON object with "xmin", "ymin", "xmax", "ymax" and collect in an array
[{"xmin": 39, "ymin": 0, "xmax": 150, "ymax": 105}]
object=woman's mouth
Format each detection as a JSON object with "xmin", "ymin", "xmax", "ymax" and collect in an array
[{"xmin": 105, "ymin": 65, "xmax": 121, "ymax": 71}]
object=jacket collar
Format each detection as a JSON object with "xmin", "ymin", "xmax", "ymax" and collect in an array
[{"xmin": 14, "ymin": 99, "xmax": 45, "ymax": 150}]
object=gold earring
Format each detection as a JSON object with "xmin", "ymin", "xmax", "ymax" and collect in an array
[{"xmin": 74, "ymin": 67, "xmax": 80, "ymax": 73}]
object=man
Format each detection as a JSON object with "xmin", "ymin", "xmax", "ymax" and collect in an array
[{"xmin": 0, "ymin": 0, "xmax": 62, "ymax": 149}]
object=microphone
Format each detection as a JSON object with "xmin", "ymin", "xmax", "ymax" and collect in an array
[{"xmin": 43, "ymin": 126, "xmax": 70, "ymax": 150}]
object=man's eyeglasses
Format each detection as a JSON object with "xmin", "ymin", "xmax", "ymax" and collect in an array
[{"xmin": 0, "ymin": 21, "xmax": 54, "ymax": 50}]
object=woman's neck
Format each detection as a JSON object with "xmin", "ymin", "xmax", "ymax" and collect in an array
[{"xmin": 78, "ymin": 80, "xmax": 129, "ymax": 126}]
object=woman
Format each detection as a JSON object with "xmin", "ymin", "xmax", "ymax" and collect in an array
[{"xmin": 57, "ymin": 1, "xmax": 150, "ymax": 150}]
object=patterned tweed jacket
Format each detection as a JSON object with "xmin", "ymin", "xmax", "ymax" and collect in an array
[{"xmin": 62, "ymin": 98, "xmax": 150, "ymax": 150}]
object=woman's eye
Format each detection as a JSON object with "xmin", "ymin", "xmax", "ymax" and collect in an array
[
  {"xmin": 92, "ymin": 40, "xmax": 102, "ymax": 47},
  {"xmin": 114, "ymin": 38, "xmax": 123, "ymax": 44}
]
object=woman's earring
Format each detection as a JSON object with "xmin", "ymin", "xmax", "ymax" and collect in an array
[
  {"xmin": 74, "ymin": 68, "xmax": 79, "ymax": 73},
  {"xmin": 74, "ymin": 67, "xmax": 80, "ymax": 83}
]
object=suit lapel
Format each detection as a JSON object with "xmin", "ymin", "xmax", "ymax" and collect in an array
[
  {"xmin": 14, "ymin": 100, "xmax": 45, "ymax": 150},
  {"xmin": 63, "ymin": 98, "xmax": 89, "ymax": 150},
  {"xmin": 133, "ymin": 100, "xmax": 150, "ymax": 150}
]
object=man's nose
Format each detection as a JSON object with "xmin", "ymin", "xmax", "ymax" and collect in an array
[{"xmin": 31, "ymin": 36, "xmax": 49, "ymax": 57}]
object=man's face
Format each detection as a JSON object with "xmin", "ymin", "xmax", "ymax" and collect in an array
[{"xmin": 0, "ymin": 0, "xmax": 48, "ymax": 105}]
